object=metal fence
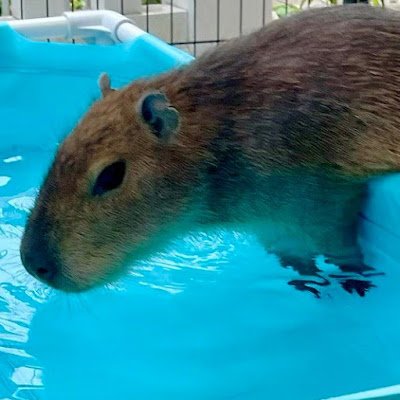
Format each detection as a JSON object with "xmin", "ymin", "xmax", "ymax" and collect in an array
[{"xmin": 0, "ymin": 0, "xmax": 393, "ymax": 54}]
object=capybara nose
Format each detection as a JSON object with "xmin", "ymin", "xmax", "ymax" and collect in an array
[
  {"xmin": 28, "ymin": 263, "xmax": 56, "ymax": 282},
  {"xmin": 20, "ymin": 236, "xmax": 58, "ymax": 285}
]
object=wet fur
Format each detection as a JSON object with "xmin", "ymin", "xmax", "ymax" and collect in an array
[{"xmin": 21, "ymin": 5, "xmax": 400, "ymax": 292}]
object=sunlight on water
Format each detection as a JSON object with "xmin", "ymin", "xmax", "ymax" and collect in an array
[
  {"xmin": 0, "ymin": 151, "xmax": 48, "ymax": 399},
  {"xmin": 1, "ymin": 148, "xmax": 400, "ymax": 400}
]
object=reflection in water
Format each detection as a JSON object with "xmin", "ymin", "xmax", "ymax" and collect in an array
[
  {"xmin": 0, "ymin": 225, "xmax": 44, "ymax": 398},
  {"xmin": 1, "ymin": 150, "xmax": 400, "ymax": 400},
  {"xmin": 0, "ymin": 177, "xmax": 11, "ymax": 187},
  {"xmin": 0, "ymin": 151, "xmax": 50, "ymax": 399}
]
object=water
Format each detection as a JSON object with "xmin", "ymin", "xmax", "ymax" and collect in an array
[{"xmin": 1, "ymin": 148, "xmax": 400, "ymax": 400}]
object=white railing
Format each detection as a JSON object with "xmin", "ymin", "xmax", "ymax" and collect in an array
[
  {"xmin": 0, "ymin": 0, "xmax": 274, "ymax": 54},
  {"xmin": 6, "ymin": 0, "xmax": 143, "ymax": 18}
]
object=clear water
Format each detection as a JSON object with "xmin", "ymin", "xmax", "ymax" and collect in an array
[{"xmin": 1, "ymin": 148, "xmax": 400, "ymax": 400}]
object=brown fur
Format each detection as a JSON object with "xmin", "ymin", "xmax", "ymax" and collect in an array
[{"xmin": 20, "ymin": 5, "xmax": 400, "ymax": 292}]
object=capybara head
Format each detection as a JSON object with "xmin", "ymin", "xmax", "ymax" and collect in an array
[{"xmin": 20, "ymin": 74, "xmax": 206, "ymax": 292}]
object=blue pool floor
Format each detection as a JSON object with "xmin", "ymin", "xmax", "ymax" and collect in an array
[{"xmin": 1, "ymin": 147, "xmax": 400, "ymax": 400}]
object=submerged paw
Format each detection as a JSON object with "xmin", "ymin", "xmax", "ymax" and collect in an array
[
  {"xmin": 288, "ymin": 277, "xmax": 330, "ymax": 299},
  {"xmin": 340, "ymin": 278, "xmax": 376, "ymax": 297}
]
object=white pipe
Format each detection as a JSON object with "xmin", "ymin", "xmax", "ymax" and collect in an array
[
  {"xmin": 64, "ymin": 10, "xmax": 145, "ymax": 43},
  {"xmin": 114, "ymin": 19, "xmax": 145, "ymax": 43},
  {"xmin": 7, "ymin": 16, "xmax": 68, "ymax": 39},
  {"xmin": 6, "ymin": 10, "xmax": 145, "ymax": 43}
]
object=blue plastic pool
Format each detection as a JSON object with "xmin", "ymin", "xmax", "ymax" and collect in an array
[{"xmin": 1, "ymin": 22, "xmax": 400, "ymax": 400}]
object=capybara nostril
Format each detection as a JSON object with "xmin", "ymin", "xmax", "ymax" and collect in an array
[
  {"xmin": 21, "ymin": 249, "xmax": 58, "ymax": 283},
  {"xmin": 20, "ymin": 232, "xmax": 59, "ymax": 285},
  {"xmin": 35, "ymin": 266, "xmax": 54, "ymax": 281}
]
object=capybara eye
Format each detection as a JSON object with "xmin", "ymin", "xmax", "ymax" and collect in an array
[{"xmin": 92, "ymin": 161, "xmax": 126, "ymax": 196}]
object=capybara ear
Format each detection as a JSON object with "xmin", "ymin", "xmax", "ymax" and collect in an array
[
  {"xmin": 98, "ymin": 73, "xmax": 115, "ymax": 97},
  {"xmin": 137, "ymin": 92, "xmax": 180, "ymax": 140}
]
